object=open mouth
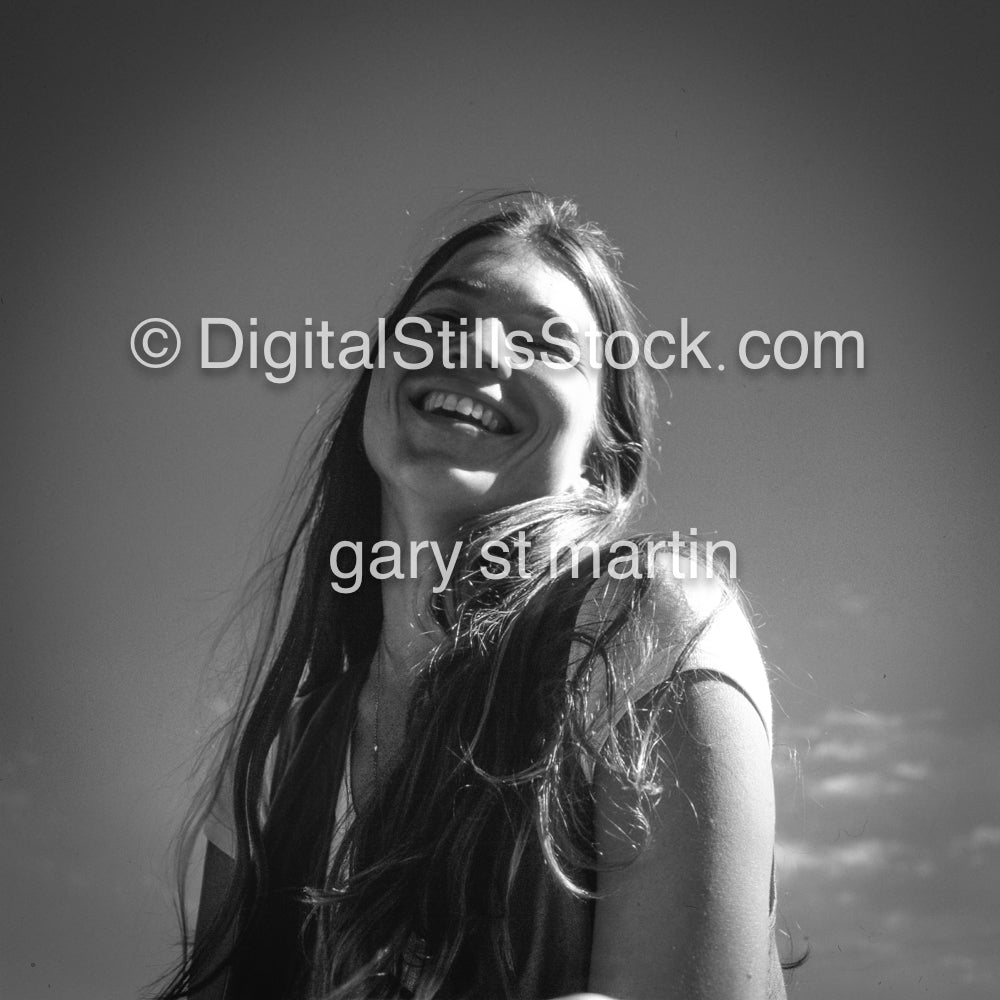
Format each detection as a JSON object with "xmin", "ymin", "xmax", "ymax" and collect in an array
[{"xmin": 416, "ymin": 390, "xmax": 513, "ymax": 434}]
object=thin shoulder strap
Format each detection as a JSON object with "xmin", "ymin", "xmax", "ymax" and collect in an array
[
  {"xmin": 575, "ymin": 594, "xmax": 773, "ymax": 783},
  {"xmin": 673, "ymin": 597, "xmax": 773, "ymax": 746}
]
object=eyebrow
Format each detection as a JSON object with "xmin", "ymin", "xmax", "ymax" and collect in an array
[{"xmin": 412, "ymin": 276, "xmax": 571, "ymax": 324}]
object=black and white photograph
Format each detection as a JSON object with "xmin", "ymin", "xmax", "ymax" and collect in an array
[{"xmin": 3, "ymin": 3, "xmax": 998, "ymax": 998}]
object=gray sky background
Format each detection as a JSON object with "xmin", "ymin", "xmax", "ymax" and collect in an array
[{"xmin": 3, "ymin": 2, "xmax": 998, "ymax": 998}]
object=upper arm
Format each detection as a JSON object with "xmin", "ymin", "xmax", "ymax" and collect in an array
[{"xmin": 585, "ymin": 581, "xmax": 778, "ymax": 1000}]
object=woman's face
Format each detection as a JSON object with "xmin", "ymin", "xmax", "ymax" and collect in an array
[{"xmin": 363, "ymin": 235, "xmax": 604, "ymax": 524}]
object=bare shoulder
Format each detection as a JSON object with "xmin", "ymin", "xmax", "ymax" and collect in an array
[
  {"xmin": 570, "ymin": 545, "xmax": 772, "ymax": 745},
  {"xmin": 583, "ymin": 548, "xmax": 779, "ymax": 1000},
  {"xmin": 572, "ymin": 543, "xmax": 748, "ymax": 644}
]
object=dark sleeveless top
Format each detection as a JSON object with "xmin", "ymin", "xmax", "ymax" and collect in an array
[{"xmin": 218, "ymin": 596, "xmax": 789, "ymax": 998}]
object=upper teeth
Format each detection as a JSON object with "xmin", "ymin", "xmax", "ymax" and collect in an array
[{"xmin": 420, "ymin": 391, "xmax": 505, "ymax": 432}]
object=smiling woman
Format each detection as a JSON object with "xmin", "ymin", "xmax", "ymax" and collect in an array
[
  {"xmin": 365, "ymin": 235, "xmax": 604, "ymax": 520},
  {"xmin": 153, "ymin": 193, "xmax": 789, "ymax": 1000}
]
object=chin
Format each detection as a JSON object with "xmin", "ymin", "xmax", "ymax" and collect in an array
[
  {"xmin": 410, "ymin": 466, "xmax": 507, "ymax": 515},
  {"xmin": 391, "ymin": 462, "xmax": 558, "ymax": 524}
]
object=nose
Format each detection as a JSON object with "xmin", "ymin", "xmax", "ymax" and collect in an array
[{"xmin": 446, "ymin": 317, "xmax": 514, "ymax": 380}]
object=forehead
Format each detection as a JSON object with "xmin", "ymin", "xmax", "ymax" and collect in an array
[{"xmin": 414, "ymin": 235, "xmax": 599, "ymax": 329}]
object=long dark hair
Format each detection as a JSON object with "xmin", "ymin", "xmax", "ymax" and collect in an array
[{"xmin": 155, "ymin": 193, "xmax": 714, "ymax": 999}]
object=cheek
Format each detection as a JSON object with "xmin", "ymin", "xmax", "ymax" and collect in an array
[
  {"xmin": 547, "ymin": 389, "xmax": 601, "ymax": 475},
  {"xmin": 569, "ymin": 378, "xmax": 602, "ymax": 440},
  {"xmin": 361, "ymin": 376, "xmax": 392, "ymax": 463}
]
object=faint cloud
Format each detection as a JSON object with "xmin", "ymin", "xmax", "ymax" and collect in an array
[
  {"xmin": 892, "ymin": 760, "xmax": 930, "ymax": 781},
  {"xmin": 801, "ymin": 583, "xmax": 875, "ymax": 632},
  {"xmin": 813, "ymin": 770, "xmax": 908, "ymax": 799},
  {"xmin": 949, "ymin": 823, "xmax": 1000, "ymax": 866},
  {"xmin": 773, "ymin": 710, "xmax": 1000, "ymax": 993},
  {"xmin": 809, "ymin": 757, "xmax": 933, "ymax": 800},
  {"xmin": 776, "ymin": 836, "xmax": 926, "ymax": 879},
  {"xmin": 821, "ymin": 707, "xmax": 907, "ymax": 731},
  {"xmin": 967, "ymin": 825, "xmax": 1000, "ymax": 849},
  {"xmin": 938, "ymin": 952, "xmax": 998, "ymax": 987},
  {"xmin": 809, "ymin": 738, "xmax": 870, "ymax": 762},
  {"xmin": 834, "ymin": 583, "xmax": 872, "ymax": 617}
]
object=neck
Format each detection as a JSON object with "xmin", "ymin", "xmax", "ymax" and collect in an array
[{"xmin": 374, "ymin": 488, "xmax": 467, "ymax": 686}]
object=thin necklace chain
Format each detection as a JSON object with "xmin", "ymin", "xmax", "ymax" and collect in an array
[{"xmin": 372, "ymin": 642, "xmax": 384, "ymax": 793}]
